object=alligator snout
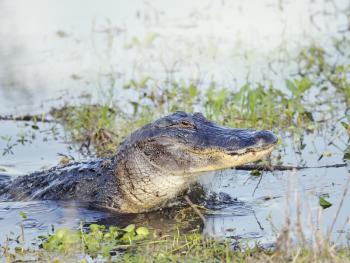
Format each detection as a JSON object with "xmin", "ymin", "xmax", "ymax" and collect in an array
[
  {"xmin": 253, "ymin": 130, "xmax": 278, "ymax": 148},
  {"xmin": 221, "ymin": 128, "xmax": 277, "ymax": 153}
]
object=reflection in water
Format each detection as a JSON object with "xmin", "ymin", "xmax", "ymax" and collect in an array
[
  {"xmin": 0, "ymin": 201, "xmax": 110, "ymax": 247},
  {"xmin": 0, "ymin": 197, "xmax": 254, "ymax": 247}
]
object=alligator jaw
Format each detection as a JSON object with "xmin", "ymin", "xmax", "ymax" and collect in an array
[
  {"xmin": 226, "ymin": 143, "xmax": 276, "ymax": 167},
  {"xmin": 182, "ymin": 143, "xmax": 277, "ymax": 174}
]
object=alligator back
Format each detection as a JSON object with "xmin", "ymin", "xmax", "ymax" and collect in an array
[{"xmin": 0, "ymin": 158, "xmax": 121, "ymax": 209}]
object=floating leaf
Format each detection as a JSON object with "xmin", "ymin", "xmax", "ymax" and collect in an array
[
  {"xmin": 19, "ymin": 211, "xmax": 27, "ymax": 219},
  {"xmin": 343, "ymin": 145, "xmax": 350, "ymax": 161},
  {"xmin": 319, "ymin": 197, "xmax": 332, "ymax": 209},
  {"xmin": 341, "ymin": 122, "xmax": 350, "ymax": 136},
  {"xmin": 323, "ymin": 151, "xmax": 333, "ymax": 157},
  {"xmin": 56, "ymin": 30, "xmax": 68, "ymax": 38},
  {"xmin": 250, "ymin": 170, "xmax": 262, "ymax": 177},
  {"xmin": 344, "ymin": 152, "xmax": 350, "ymax": 161}
]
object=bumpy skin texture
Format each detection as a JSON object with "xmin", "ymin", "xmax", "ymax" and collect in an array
[
  {"xmin": 0, "ymin": 158, "xmax": 122, "ymax": 209},
  {"xmin": 0, "ymin": 111, "xmax": 277, "ymax": 213}
]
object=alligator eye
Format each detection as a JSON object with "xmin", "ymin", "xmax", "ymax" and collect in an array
[{"xmin": 173, "ymin": 121, "xmax": 196, "ymax": 129}]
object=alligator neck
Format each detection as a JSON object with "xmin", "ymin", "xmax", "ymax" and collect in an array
[{"xmin": 115, "ymin": 145, "xmax": 196, "ymax": 213}]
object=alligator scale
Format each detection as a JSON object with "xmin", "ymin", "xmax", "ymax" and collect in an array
[{"xmin": 0, "ymin": 112, "xmax": 277, "ymax": 213}]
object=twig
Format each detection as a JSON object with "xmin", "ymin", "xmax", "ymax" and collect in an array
[
  {"xmin": 0, "ymin": 114, "xmax": 54, "ymax": 123},
  {"xmin": 252, "ymin": 210, "xmax": 264, "ymax": 231},
  {"xmin": 184, "ymin": 195, "xmax": 206, "ymax": 226},
  {"xmin": 327, "ymin": 174, "xmax": 350, "ymax": 239},
  {"xmin": 234, "ymin": 163, "xmax": 347, "ymax": 171},
  {"xmin": 252, "ymin": 173, "xmax": 263, "ymax": 196},
  {"xmin": 335, "ymin": 216, "xmax": 350, "ymax": 244}
]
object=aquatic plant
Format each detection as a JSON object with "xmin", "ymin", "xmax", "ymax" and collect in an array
[{"xmin": 45, "ymin": 74, "xmax": 320, "ymax": 157}]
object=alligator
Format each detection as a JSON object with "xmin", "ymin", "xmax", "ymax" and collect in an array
[{"xmin": 0, "ymin": 111, "xmax": 277, "ymax": 213}]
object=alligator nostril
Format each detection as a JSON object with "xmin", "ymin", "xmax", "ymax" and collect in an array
[{"xmin": 256, "ymin": 130, "xmax": 278, "ymax": 146}]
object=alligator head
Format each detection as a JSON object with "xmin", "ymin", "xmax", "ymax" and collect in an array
[{"xmin": 115, "ymin": 111, "xmax": 278, "ymax": 213}]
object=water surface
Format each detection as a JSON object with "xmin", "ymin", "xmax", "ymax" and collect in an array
[{"xmin": 0, "ymin": 0, "xmax": 349, "ymax": 249}]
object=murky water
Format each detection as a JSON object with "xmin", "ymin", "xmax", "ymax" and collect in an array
[{"xmin": 0, "ymin": 0, "xmax": 349, "ymax": 249}]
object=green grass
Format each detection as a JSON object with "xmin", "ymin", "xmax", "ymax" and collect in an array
[
  {"xmin": 297, "ymin": 41, "xmax": 350, "ymax": 106},
  {"xmin": 50, "ymin": 75, "xmax": 320, "ymax": 157},
  {"xmin": 3, "ymin": 221, "xmax": 350, "ymax": 263},
  {"xmin": 7, "ymin": 34, "xmax": 350, "ymax": 156}
]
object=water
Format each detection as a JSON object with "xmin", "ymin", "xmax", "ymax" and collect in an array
[
  {"xmin": 0, "ymin": 0, "xmax": 348, "ymax": 114},
  {"xmin": 0, "ymin": 0, "xmax": 349, "ymax": 249}
]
